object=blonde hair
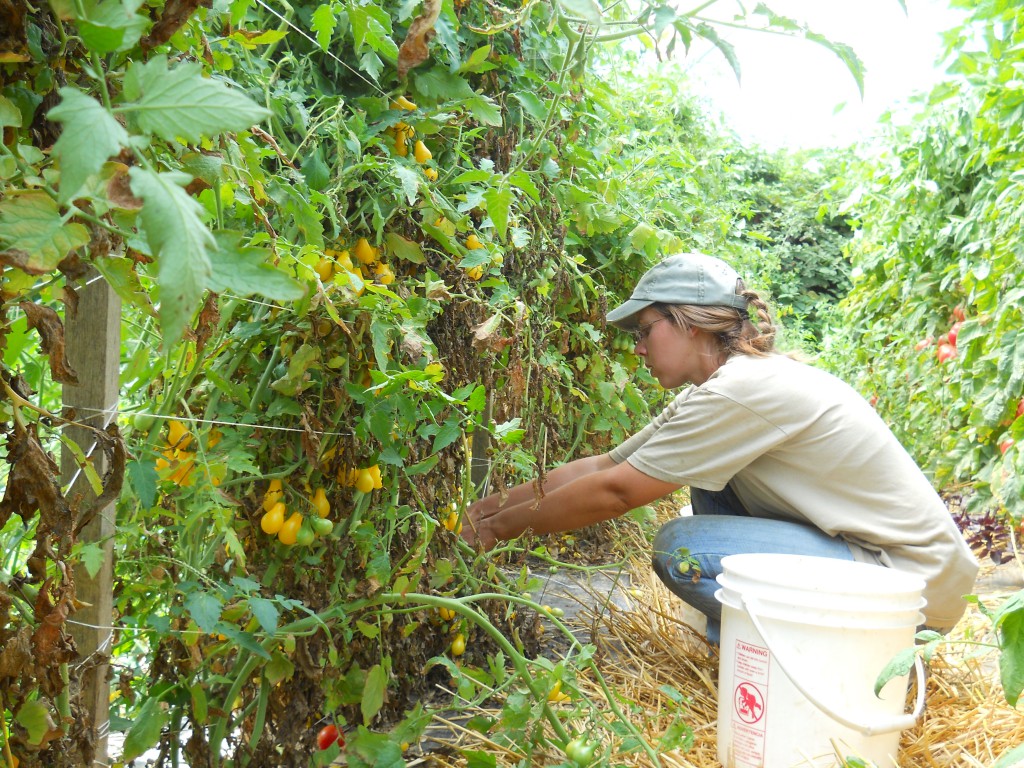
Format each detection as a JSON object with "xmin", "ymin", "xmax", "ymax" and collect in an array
[{"xmin": 653, "ymin": 283, "xmax": 776, "ymax": 357}]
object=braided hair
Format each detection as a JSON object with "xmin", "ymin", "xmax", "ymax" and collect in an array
[{"xmin": 652, "ymin": 281, "xmax": 777, "ymax": 357}]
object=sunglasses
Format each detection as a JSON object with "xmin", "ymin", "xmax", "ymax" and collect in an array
[{"xmin": 631, "ymin": 316, "xmax": 669, "ymax": 344}]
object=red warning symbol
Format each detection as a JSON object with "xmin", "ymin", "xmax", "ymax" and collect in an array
[{"xmin": 734, "ymin": 682, "xmax": 765, "ymax": 724}]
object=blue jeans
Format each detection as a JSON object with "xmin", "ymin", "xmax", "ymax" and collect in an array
[{"xmin": 651, "ymin": 485, "xmax": 856, "ymax": 644}]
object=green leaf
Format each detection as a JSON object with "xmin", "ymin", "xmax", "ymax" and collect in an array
[
  {"xmin": 76, "ymin": 541, "xmax": 107, "ymax": 579},
  {"xmin": 466, "ymin": 95, "xmax": 502, "ymax": 127},
  {"xmin": 301, "ymin": 148, "xmax": 331, "ymax": 190},
  {"xmin": 184, "ymin": 589, "xmax": 223, "ymax": 633},
  {"xmin": 431, "ymin": 420, "xmax": 462, "ymax": 453},
  {"xmin": 120, "ymin": 55, "xmax": 271, "ymax": 142},
  {"xmin": 464, "ymin": 751, "xmax": 497, "ymax": 768},
  {"xmin": 126, "ymin": 459, "xmax": 158, "ymax": 509},
  {"xmin": 393, "ymin": 164, "xmax": 421, "ymax": 205},
  {"xmin": 14, "ymin": 700, "xmax": 53, "ymax": 745},
  {"xmin": 0, "ymin": 95, "xmax": 23, "ymax": 127},
  {"xmin": 405, "ymin": 454, "xmax": 439, "ymax": 476},
  {"xmin": 513, "ymin": 91, "xmax": 547, "ymax": 123},
  {"xmin": 121, "ymin": 696, "xmax": 169, "ymax": 762},
  {"xmin": 413, "ymin": 68, "xmax": 475, "ymax": 101},
  {"xmin": 356, "ymin": 619, "xmax": 380, "ymax": 639},
  {"xmin": 452, "ymin": 169, "xmax": 493, "ymax": 185},
  {"xmin": 466, "ymin": 384, "xmax": 487, "ymax": 412},
  {"xmin": 181, "ymin": 152, "xmax": 225, "ymax": 185},
  {"xmin": 129, "ymin": 167, "xmax": 214, "ymax": 345},
  {"xmin": 77, "ymin": 0, "xmax": 149, "ymax": 54},
  {"xmin": 0, "ymin": 192, "xmax": 90, "ymax": 272},
  {"xmin": 459, "ymin": 45, "xmax": 493, "ymax": 74},
  {"xmin": 555, "ymin": 0, "xmax": 602, "ymax": 25},
  {"xmin": 994, "ymin": 590, "xmax": 1024, "ymax": 706},
  {"xmin": 190, "ymin": 682, "xmax": 208, "ymax": 725},
  {"xmin": 361, "ymin": 664, "xmax": 387, "ymax": 725},
  {"xmin": 805, "ymin": 33, "xmax": 865, "ymax": 99},
  {"xmin": 311, "ymin": 3, "xmax": 337, "ymax": 49},
  {"xmin": 483, "ymin": 182, "xmax": 513, "ymax": 241},
  {"xmin": 47, "ymin": 88, "xmax": 130, "ymax": 203},
  {"xmin": 349, "ymin": 4, "xmax": 398, "ymax": 60},
  {"xmin": 509, "ymin": 170, "xmax": 540, "ymax": 203},
  {"xmin": 384, "ymin": 232, "xmax": 425, "ymax": 264},
  {"xmin": 692, "ymin": 22, "xmax": 740, "ymax": 83},
  {"xmin": 265, "ymin": 651, "xmax": 295, "ymax": 685},
  {"xmin": 93, "ymin": 256, "xmax": 156, "ymax": 316},
  {"xmin": 207, "ymin": 232, "xmax": 306, "ymax": 301},
  {"xmin": 247, "ymin": 595, "xmax": 281, "ymax": 634},
  {"xmin": 347, "ymin": 727, "xmax": 405, "ymax": 768}
]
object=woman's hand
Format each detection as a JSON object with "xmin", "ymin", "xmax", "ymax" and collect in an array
[{"xmin": 460, "ymin": 498, "xmax": 498, "ymax": 550}]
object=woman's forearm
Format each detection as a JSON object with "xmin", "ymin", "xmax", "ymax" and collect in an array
[
  {"xmin": 477, "ymin": 453, "xmax": 616, "ymax": 515},
  {"xmin": 463, "ymin": 456, "xmax": 678, "ymax": 549}
]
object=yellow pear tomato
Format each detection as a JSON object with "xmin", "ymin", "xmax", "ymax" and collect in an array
[
  {"xmin": 278, "ymin": 512, "xmax": 303, "ymax": 545},
  {"xmin": 261, "ymin": 502, "xmax": 286, "ymax": 534},
  {"xmin": 413, "ymin": 140, "xmax": 432, "ymax": 164},
  {"xmin": 354, "ymin": 237, "xmax": 377, "ymax": 265}
]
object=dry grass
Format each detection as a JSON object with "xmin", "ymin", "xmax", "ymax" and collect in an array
[{"xmin": 415, "ymin": 522, "xmax": 1024, "ymax": 768}]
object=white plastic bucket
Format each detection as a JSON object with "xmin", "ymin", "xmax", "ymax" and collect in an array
[{"xmin": 714, "ymin": 554, "xmax": 927, "ymax": 768}]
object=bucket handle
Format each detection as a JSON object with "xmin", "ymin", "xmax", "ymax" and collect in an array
[{"xmin": 740, "ymin": 594, "xmax": 926, "ymax": 736}]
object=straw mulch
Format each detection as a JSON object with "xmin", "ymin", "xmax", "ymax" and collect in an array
[{"xmin": 415, "ymin": 540, "xmax": 1024, "ymax": 767}]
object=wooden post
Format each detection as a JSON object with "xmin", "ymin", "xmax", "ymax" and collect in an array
[
  {"xmin": 61, "ymin": 270, "xmax": 121, "ymax": 767},
  {"xmin": 470, "ymin": 390, "xmax": 492, "ymax": 495}
]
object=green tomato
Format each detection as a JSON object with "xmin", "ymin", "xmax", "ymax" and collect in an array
[
  {"xmin": 132, "ymin": 412, "xmax": 156, "ymax": 433},
  {"xmin": 310, "ymin": 517, "xmax": 334, "ymax": 536},
  {"xmin": 295, "ymin": 525, "xmax": 315, "ymax": 547},
  {"xmin": 565, "ymin": 737, "xmax": 598, "ymax": 766}
]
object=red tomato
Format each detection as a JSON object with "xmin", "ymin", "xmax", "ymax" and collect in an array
[
  {"xmin": 936, "ymin": 343, "xmax": 957, "ymax": 363},
  {"xmin": 948, "ymin": 321, "xmax": 963, "ymax": 347},
  {"xmin": 914, "ymin": 336, "xmax": 933, "ymax": 351},
  {"xmin": 317, "ymin": 724, "xmax": 342, "ymax": 750},
  {"xmin": 1016, "ymin": 398, "xmax": 1024, "ymax": 419},
  {"xmin": 1000, "ymin": 438, "xmax": 1016, "ymax": 456},
  {"xmin": 952, "ymin": 305, "xmax": 966, "ymax": 322}
]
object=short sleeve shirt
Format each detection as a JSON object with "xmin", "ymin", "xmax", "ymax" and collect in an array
[{"xmin": 610, "ymin": 354, "xmax": 979, "ymax": 628}]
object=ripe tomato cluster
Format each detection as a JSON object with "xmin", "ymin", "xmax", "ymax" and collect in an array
[
  {"xmin": 338, "ymin": 464, "xmax": 383, "ymax": 494},
  {"xmin": 153, "ymin": 419, "xmax": 219, "ymax": 487},
  {"xmin": 258, "ymin": 479, "xmax": 334, "ymax": 546}
]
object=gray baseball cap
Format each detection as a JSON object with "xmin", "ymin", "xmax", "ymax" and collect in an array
[{"xmin": 606, "ymin": 252, "xmax": 748, "ymax": 329}]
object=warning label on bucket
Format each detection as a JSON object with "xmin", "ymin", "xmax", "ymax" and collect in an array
[{"xmin": 730, "ymin": 639, "xmax": 770, "ymax": 767}]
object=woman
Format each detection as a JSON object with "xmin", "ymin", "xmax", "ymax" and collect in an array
[{"xmin": 462, "ymin": 252, "xmax": 979, "ymax": 643}]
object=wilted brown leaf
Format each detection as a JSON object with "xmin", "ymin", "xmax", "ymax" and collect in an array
[
  {"xmin": 0, "ymin": 248, "xmax": 47, "ymax": 275},
  {"xmin": 19, "ymin": 301, "xmax": 79, "ymax": 384},
  {"xmin": 0, "ymin": 422, "xmax": 69, "ymax": 537},
  {"xmin": 397, "ymin": 0, "xmax": 441, "ymax": 79},
  {"xmin": 0, "ymin": 626, "xmax": 32, "ymax": 681},
  {"xmin": 471, "ymin": 313, "xmax": 512, "ymax": 353},
  {"xmin": 60, "ymin": 283, "xmax": 80, "ymax": 317},
  {"xmin": 300, "ymin": 407, "xmax": 323, "ymax": 468},
  {"xmin": 106, "ymin": 164, "xmax": 144, "ymax": 209},
  {"xmin": 142, "ymin": 0, "xmax": 209, "ymax": 51},
  {"xmin": 33, "ymin": 577, "xmax": 77, "ymax": 667},
  {"xmin": 194, "ymin": 293, "xmax": 220, "ymax": 355},
  {"xmin": 73, "ymin": 421, "xmax": 127, "ymax": 536}
]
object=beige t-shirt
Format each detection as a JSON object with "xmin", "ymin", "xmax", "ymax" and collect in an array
[{"xmin": 610, "ymin": 353, "xmax": 979, "ymax": 629}]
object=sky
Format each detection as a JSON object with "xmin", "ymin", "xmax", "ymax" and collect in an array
[{"xmin": 679, "ymin": 0, "xmax": 966, "ymax": 150}]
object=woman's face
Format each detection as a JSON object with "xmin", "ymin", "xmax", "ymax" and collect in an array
[{"xmin": 633, "ymin": 308, "xmax": 719, "ymax": 388}]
